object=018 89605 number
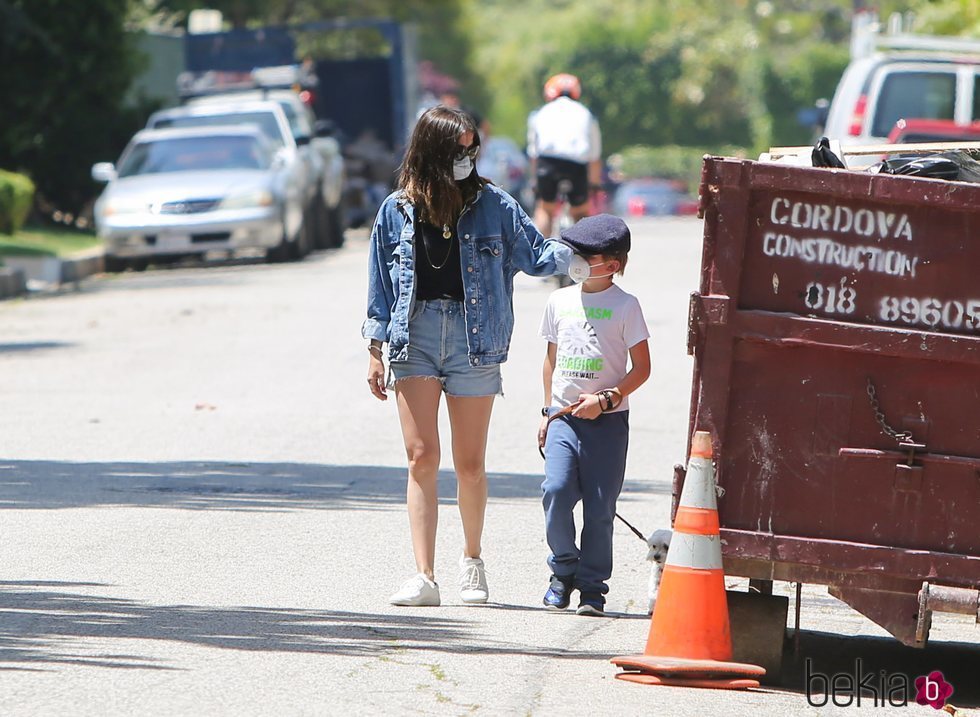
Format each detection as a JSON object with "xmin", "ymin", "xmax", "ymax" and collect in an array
[{"xmin": 878, "ymin": 296, "xmax": 980, "ymax": 330}]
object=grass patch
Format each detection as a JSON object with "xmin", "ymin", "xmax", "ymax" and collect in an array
[{"xmin": 0, "ymin": 225, "xmax": 102, "ymax": 258}]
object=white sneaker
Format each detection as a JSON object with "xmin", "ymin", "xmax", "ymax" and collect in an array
[
  {"xmin": 459, "ymin": 555, "xmax": 489, "ymax": 604},
  {"xmin": 389, "ymin": 573, "xmax": 440, "ymax": 606}
]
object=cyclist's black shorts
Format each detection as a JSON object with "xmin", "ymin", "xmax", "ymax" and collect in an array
[{"xmin": 534, "ymin": 156, "xmax": 589, "ymax": 207}]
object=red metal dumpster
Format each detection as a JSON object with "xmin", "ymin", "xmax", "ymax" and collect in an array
[{"xmin": 686, "ymin": 156, "xmax": 980, "ymax": 648}]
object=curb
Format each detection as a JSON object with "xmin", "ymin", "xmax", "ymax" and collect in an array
[
  {"xmin": 60, "ymin": 249, "xmax": 106, "ymax": 286},
  {"xmin": 0, "ymin": 266, "xmax": 28, "ymax": 300},
  {"xmin": 0, "ymin": 247, "xmax": 105, "ymax": 295}
]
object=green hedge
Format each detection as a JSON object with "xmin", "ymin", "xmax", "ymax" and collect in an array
[
  {"xmin": 609, "ymin": 144, "xmax": 749, "ymax": 193},
  {"xmin": 0, "ymin": 170, "xmax": 35, "ymax": 235}
]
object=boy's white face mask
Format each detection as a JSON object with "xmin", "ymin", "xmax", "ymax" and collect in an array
[{"xmin": 568, "ymin": 255, "xmax": 615, "ymax": 283}]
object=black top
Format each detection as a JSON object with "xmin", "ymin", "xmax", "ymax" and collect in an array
[{"xmin": 415, "ymin": 220, "xmax": 464, "ymax": 301}]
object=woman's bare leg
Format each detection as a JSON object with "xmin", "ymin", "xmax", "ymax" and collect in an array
[
  {"xmin": 395, "ymin": 378, "xmax": 444, "ymax": 580},
  {"xmin": 446, "ymin": 394, "xmax": 495, "ymax": 559}
]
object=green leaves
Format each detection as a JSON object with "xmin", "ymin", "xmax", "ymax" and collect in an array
[
  {"xmin": 0, "ymin": 0, "xmax": 145, "ymax": 213},
  {"xmin": 469, "ymin": 0, "xmax": 974, "ymax": 155}
]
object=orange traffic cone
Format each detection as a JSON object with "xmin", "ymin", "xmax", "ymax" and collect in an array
[{"xmin": 610, "ymin": 431, "xmax": 765, "ymax": 689}]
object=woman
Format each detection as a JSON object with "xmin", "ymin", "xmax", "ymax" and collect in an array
[{"xmin": 363, "ymin": 106, "xmax": 572, "ymax": 606}]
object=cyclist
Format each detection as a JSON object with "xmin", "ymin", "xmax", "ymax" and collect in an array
[{"xmin": 526, "ymin": 73, "xmax": 603, "ymax": 237}]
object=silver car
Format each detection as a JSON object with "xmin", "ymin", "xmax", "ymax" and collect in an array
[
  {"xmin": 147, "ymin": 100, "xmax": 322, "ymax": 221},
  {"xmin": 91, "ymin": 126, "xmax": 306, "ymax": 269},
  {"xmin": 186, "ymin": 90, "xmax": 345, "ymax": 248}
]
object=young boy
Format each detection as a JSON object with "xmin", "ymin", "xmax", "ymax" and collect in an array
[{"xmin": 537, "ymin": 214, "xmax": 651, "ymax": 616}]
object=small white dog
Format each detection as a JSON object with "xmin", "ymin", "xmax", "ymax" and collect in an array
[{"xmin": 646, "ymin": 529, "xmax": 672, "ymax": 614}]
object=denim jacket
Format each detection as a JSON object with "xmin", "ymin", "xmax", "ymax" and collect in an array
[{"xmin": 362, "ymin": 184, "xmax": 573, "ymax": 366}]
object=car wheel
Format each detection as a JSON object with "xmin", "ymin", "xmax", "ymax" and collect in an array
[
  {"xmin": 104, "ymin": 256, "xmax": 127, "ymax": 273},
  {"xmin": 312, "ymin": 197, "xmax": 331, "ymax": 251},
  {"xmin": 265, "ymin": 223, "xmax": 292, "ymax": 263},
  {"xmin": 325, "ymin": 203, "xmax": 345, "ymax": 248},
  {"xmin": 291, "ymin": 209, "xmax": 313, "ymax": 260}
]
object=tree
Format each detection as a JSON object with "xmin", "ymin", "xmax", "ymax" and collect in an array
[
  {"xmin": 151, "ymin": 0, "xmax": 487, "ymax": 110},
  {"xmin": 470, "ymin": 0, "xmax": 978, "ymax": 153},
  {"xmin": 0, "ymin": 0, "xmax": 145, "ymax": 214}
]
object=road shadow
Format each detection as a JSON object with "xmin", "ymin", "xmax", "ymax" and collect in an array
[
  {"xmin": 0, "ymin": 341, "xmax": 73, "ymax": 354},
  {"xmin": 0, "ymin": 460, "xmax": 670, "ymax": 512},
  {"xmin": 0, "ymin": 581, "xmax": 617, "ymax": 671},
  {"xmin": 774, "ymin": 630, "xmax": 980, "ymax": 708}
]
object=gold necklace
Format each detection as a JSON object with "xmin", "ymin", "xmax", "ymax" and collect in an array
[{"xmin": 422, "ymin": 223, "xmax": 455, "ymax": 270}]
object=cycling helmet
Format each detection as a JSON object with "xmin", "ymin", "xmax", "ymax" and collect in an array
[{"xmin": 543, "ymin": 73, "xmax": 582, "ymax": 102}]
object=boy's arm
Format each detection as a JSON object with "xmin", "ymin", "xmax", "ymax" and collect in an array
[
  {"xmin": 574, "ymin": 339, "xmax": 651, "ymax": 419},
  {"xmin": 542, "ymin": 341, "xmax": 557, "ymax": 408},
  {"xmin": 612, "ymin": 339, "xmax": 651, "ymax": 406},
  {"xmin": 538, "ymin": 342, "xmax": 557, "ymax": 449}
]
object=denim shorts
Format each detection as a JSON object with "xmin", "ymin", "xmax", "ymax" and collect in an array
[{"xmin": 388, "ymin": 299, "xmax": 503, "ymax": 397}]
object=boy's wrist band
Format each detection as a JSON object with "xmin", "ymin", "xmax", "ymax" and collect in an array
[
  {"xmin": 541, "ymin": 406, "xmax": 550, "ymax": 417},
  {"xmin": 597, "ymin": 389, "xmax": 619, "ymax": 412}
]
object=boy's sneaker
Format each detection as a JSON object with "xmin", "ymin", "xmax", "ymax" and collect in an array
[
  {"xmin": 389, "ymin": 574, "xmax": 440, "ymax": 606},
  {"xmin": 458, "ymin": 555, "xmax": 489, "ymax": 604},
  {"xmin": 576, "ymin": 592, "xmax": 606, "ymax": 616},
  {"xmin": 543, "ymin": 575, "xmax": 573, "ymax": 611}
]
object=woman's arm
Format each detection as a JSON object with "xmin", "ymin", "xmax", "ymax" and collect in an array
[
  {"xmin": 367, "ymin": 339, "xmax": 387, "ymax": 401},
  {"xmin": 361, "ymin": 207, "xmax": 396, "ymax": 344},
  {"xmin": 509, "ymin": 201, "xmax": 573, "ymax": 277},
  {"xmin": 363, "ymin": 202, "xmax": 398, "ymax": 401}
]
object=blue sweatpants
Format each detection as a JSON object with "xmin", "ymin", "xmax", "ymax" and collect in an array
[{"xmin": 542, "ymin": 410, "xmax": 629, "ymax": 596}]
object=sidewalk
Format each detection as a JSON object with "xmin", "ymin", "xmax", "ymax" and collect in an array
[{"xmin": 0, "ymin": 246, "xmax": 104, "ymax": 297}]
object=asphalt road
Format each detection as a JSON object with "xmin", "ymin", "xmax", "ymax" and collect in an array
[{"xmin": 1, "ymin": 217, "xmax": 976, "ymax": 715}]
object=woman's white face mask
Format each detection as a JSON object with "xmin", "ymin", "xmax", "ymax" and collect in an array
[
  {"xmin": 453, "ymin": 156, "xmax": 474, "ymax": 181},
  {"xmin": 567, "ymin": 255, "xmax": 615, "ymax": 283}
]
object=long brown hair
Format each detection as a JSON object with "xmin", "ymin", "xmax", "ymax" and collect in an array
[{"xmin": 398, "ymin": 106, "xmax": 484, "ymax": 228}]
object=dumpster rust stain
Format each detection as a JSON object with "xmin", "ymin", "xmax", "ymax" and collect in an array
[{"xmin": 748, "ymin": 419, "xmax": 777, "ymax": 533}]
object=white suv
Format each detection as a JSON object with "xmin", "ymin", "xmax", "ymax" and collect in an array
[{"xmin": 823, "ymin": 14, "xmax": 980, "ymax": 148}]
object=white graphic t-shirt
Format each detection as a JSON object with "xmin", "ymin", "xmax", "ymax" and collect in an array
[{"xmin": 539, "ymin": 283, "xmax": 650, "ymax": 412}]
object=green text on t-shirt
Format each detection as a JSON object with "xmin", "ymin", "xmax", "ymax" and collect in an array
[{"xmin": 558, "ymin": 307, "xmax": 614, "ymax": 321}]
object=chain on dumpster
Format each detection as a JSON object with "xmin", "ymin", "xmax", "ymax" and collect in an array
[{"xmin": 865, "ymin": 378, "xmax": 915, "ymax": 445}]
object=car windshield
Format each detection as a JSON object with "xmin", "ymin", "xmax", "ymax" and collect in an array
[
  {"xmin": 872, "ymin": 71, "xmax": 956, "ymax": 137},
  {"xmin": 275, "ymin": 100, "xmax": 312, "ymax": 140},
  {"xmin": 152, "ymin": 112, "xmax": 286, "ymax": 146},
  {"xmin": 117, "ymin": 135, "xmax": 271, "ymax": 177}
]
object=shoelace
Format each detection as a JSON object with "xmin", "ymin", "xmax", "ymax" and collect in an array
[
  {"xmin": 411, "ymin": 574, "xmax": 428, "ymax": 590},
  {"xmin": 460, "ymin": 563, "xmax": 486, "ymax": 590},
  {"xmin": 401, "ymin": 574, "xmax": 433, "ymax": 595}
]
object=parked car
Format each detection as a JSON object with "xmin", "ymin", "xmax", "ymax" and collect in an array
[
  {"xmin": 91, "ymin": 126, "xmax": 309, "ymax": 270},
  {"xmin": 611, "ymin": 179, "xmax": 699, "ymax": 218},
  {"xmin": 823, "ymin": 14, "xmax": 980, "ymax": 151},
  {"xmin": 146, "ymin": 101, "xmax": 334, "ymax": 247},
  {"xmin": 887, "ymin": 118, "xmax": 980, "ymax": 144},
  {"xmin": 187, "ymin": 90, "xmax": 346, "ymax": 247},
  {"xmin": 476, "ymin": 136, "xmax": 531, "ymax": 210}
]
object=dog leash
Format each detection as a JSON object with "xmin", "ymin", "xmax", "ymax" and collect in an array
[{"xmin": 538, "ymin": 401, "xmax": 649, "ymax": 545}]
